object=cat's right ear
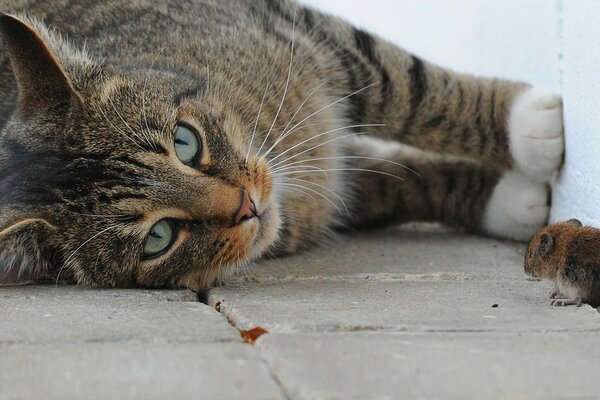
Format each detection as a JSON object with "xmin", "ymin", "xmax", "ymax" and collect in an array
[
  {"xmin": 0, "ymin": 13, "xmax": 81, "ymax": 114},
  {"xmin": 0, "ymin": 217, "xmax": 55, "ymax": 285}
]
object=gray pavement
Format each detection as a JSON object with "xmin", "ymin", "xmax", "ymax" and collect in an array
[{"xmin": 1, "ymin": 224, "xmax": 599, "ymax": 399}]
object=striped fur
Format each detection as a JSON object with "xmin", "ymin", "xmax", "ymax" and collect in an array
[{"xmin": 0, "ymin": 0, "xmax": 563, "ymax": 290}]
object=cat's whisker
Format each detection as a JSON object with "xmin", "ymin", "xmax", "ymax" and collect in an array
[
  {"xmin": 96, "ymin": 106, "xmax": 146, "ymax": 151},
  {"xmin": 255, "ymin": 6, "xmax": 297, "ymax": 158},
  {"xmin": 252, "ymin": 121, "xmax": 329, "ymax": 139},
  {"xmin": 268, "ymin": 132, "xmax": 367, "ymax": 169},
  {"xmin": 56, "ymin": 224, "xmax": 119, "ymax": 286},
  {"xmin": 246, "ymin": 78, "xmax": 271, "ymax": 166},
  {"xmin": 107, "ymin": 95, "xmax": 140, "ymax": 139},
  {"xmin": 64, "ymin": 210, "xmax": 130, "ymax": 219},
  {"xmin": 260, "ymin": 80, "xmax": 330, "ymax": 161},
  {"xmin": 277, "ymin": 183, "xmax": 318, "ymax": 201},
  {"xmin": 266, "ymin": 124, "xmax": 383, "ymax": 166},
  {"xmin": 287, "ymin": 177, "xmax": 350, "ymax": 215},
  {"xmin": 270, "ymin": 82, "xmax": 378, "ymax": 151},
  {"xmin": 106, "ymin": 89, "xmax": 154, "ymax": 150},
  {"xmin": 204, "ymin": 49, "xmax": 211, "ymax": 93},
  {"xmin": 271, "ymin": 155, "xmax": 419, "ymax": 176},
  {"xmin": 140, "ymin": 48, "xmax": 166, "ymax": 146},
  {"xmin": 273, "ymin": 164, "xmax": 328, "ymax": 174},
  {"xmin": 278, "ymin": 167, "xmax": 406, "ymax": 181},
  {"xmin": 279, "ymin": 181, "xmax": 343, "ymax": 215}
]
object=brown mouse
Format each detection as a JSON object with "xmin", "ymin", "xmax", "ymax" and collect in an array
[{"xmin": 524, "ymin": 219, "xmax": 600, "ymax": 308}]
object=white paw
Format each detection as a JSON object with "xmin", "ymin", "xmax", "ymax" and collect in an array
[
  {"xmin": 482, "ymin": 170, "xmax": 549, "ymax": 241},
  {"xmin": 508, "ymin": 87, "xmax": 564, "ymax": 182}
]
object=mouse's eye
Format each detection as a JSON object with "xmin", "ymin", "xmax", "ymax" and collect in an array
[
  {"xmin": 143, "ymin": 219, "xmax": 176, "ymax": 258},
  {"xmin": 174, "ymin": 123, "xmax": 201, "ymax": 166}
]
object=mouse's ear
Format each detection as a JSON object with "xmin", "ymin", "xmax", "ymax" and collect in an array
[
  {"xmin": 538, "ymin": 232, "xmax": 554, "ymax": 255},
  {"xmin": 565, "ymin": 219, "xmax": 583, "ymax": 228}
]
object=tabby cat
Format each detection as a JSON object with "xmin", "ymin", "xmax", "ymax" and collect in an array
[{"xmin": 0, "ymin": 0, "xmax": 564, "ymax": 291}]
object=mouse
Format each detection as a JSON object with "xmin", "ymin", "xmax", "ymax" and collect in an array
[{"xmin": 524, "ymin": 218, "xmax": 600, "ymax": 308}]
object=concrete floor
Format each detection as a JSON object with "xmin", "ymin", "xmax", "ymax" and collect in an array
[{"xmin": 1, "ymin": 224, "xmax": 599, "ymax": 400}]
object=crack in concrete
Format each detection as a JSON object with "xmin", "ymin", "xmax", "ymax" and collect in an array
[
  {"xmin": 0, "ymin": 336, "xmax": 239, "ymax": 348},
  {"xmin": 204, "ymin": 295, "xmax": 291, "ymax": 399}
]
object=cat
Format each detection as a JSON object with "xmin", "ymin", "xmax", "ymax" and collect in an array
[{"xmin": 0, "ymin": 0, "xmax": 564, "ymax": 291}]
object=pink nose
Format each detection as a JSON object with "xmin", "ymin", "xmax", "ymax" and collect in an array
[{"xmin": 235, "ymin": 189, "xmax": 256, "ymax": 224}]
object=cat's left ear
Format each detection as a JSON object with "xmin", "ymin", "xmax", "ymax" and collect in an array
[{"xmin": 0, "ymin": 13, "xmax": 81, "ymax": 114}]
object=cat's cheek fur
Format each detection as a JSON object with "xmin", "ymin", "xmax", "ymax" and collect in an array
[
  {"xmin": 482, "ymin": 170, "xmax": 549, "ymax": 241},
  {"xmin": 508, "ymin": 87, "xmax": 564, "ymax": 182}
]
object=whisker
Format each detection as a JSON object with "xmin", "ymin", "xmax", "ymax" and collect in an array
[
  {"xmin": 256, "ymin": 6, "xmax": 297, "ymax": 158},
  {"xmin": 287, "ymin": 177, "xmax": 349, "ymax": 215},
  {"xmin": 140, "ymin": 49, "xmax": 165, "ymax": 150},
  {"xmin": 268, "ymin": 132, "xmax": 367, "ymax": 169},
  {"xmin": 278, "ymin": 167, "xmax": 406, "ymax": 181},
  {"xmin": 267, "ymin": 124, "xmax": 383, "ymax": 166},
  {"xmin": 279, "ymin": 181, "xmax": 342, "ymax": 215},
  {"xmin": 275, "ymin": 82, "xmax": 378, "ymax": 147},
  {"xmin": 271, "ymin": 164, "xmax": 329, "ymax": 177},
  {"xmin": 55, "ymin": 224, "xmax": 119, "ymax": 286},
  {"xmin": 260, "ymin": 80, "xmax": 330, "ymax": 161},
  {"xmin": 271, "ymin": 155, "xmax": 420, "ymax": 177},
  {"xmin": 205, "ymin": 49, "xmax": 211, "ymax": 93},
  {"xmin": 246, "ymin": 78, "xmax": 271, "ymax": 165},
  {"xmin": 64, "ymin": 210, "xmax": 130, "ymax": 219},
  {"xmin": 107, "ymin": 95, "xmax": 140, "ymax": 139},
  {"xmin": 96, "ymin": 106, "xmax": 145, "ymax": 151},
  {"xmin": 277, "ymin": 183, "xmax": 318, "ymax": 201}
]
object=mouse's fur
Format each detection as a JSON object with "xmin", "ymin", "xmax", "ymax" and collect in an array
[{"xmin": 525, "ymin": 219, "xmax": 600, "ymax": 308}]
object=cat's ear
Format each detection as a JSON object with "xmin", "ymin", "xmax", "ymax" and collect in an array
[
  {"xmin": 0, "ymin": 217, "xmax": 55, "ymax": 285},
  {"xmin": 565, "ymin": 218, "xmax": 583, "ymax": 228},
  {"xmin": 0, "ymin": 13, "xmax": 80, "ymax": 113}
]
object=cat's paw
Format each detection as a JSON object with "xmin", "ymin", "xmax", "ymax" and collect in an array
[
  {"xmin": 482, "ymin": 170, "xmax": 549, "ymax": 241},
  {"xmin": 508, "ymin": 87, "xmax": 564, "ymax": 182}
]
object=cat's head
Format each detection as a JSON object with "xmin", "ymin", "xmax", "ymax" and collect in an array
[{"xmin": 0, "ymin": 14, "xmax": 281, "ymax": 290}]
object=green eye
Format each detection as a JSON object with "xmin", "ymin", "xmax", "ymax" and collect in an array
[
  {"xmin": 143, "ymin": 219, "xmax": 175, "ymax": 258},
  {"xmin": 174, "ymin": 124, "xmax": 201, "ymax": 165}
]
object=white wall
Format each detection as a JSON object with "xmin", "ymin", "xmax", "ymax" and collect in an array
[{"xmin": 301, "ymin": 0, "xmax": 600, "ymax": 226}]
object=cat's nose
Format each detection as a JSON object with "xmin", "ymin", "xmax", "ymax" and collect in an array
[{"xmin": 234, "ymin": 189, "xmax": 257, "ymax": 225}]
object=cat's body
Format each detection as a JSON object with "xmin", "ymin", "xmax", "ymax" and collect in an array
[{"xmin": 0, "ymin": 0, "xmax": 564, "ymax": 290}]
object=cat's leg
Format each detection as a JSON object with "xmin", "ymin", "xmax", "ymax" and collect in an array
[
  {"xmin": 364, "ymin": 61, "xmax": 564, "ymax": 185},
  {"xmin": 296, "ymin": 8, "xmax": 564, "ymax": 183},
  {"xmin": 345, "ymin": 137, "xmax": 549, "ymax": 240}
]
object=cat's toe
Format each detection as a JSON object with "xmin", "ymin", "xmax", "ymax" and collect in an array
[
  {"xmin": 508, "ymin": 87, "xmax": 564, "ymax": 182},
  {"xmin": 482, "ymin": 170, "xmax": 549, "ymax": 241}
]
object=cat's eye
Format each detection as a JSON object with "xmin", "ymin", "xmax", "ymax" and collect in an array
[
  {"xmin": 174, "ymin": 124, "xmax": 201, "ymax": 165},
  {"xmin": 143, "ymin": 219, "xmax": 175, "ymax": 258}
]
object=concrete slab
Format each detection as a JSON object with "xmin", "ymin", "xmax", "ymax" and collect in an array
[
  {"xmin": 212, "ymin": 279, "xmax": 600, "ymax": 333},
  {"xmin": 208, "ymin": 225, "xmax": 600, "ymax": 399},
  {"xmin": 0, "ymin": 287, "xmax": 284, "ymax": 400},
  {"xmin": 1, "ymin": 343, "xmax": 283, "ymax": 400},
  {"xmin": 259, "ymin": 332, "xmax": 600, "ymax": 400},
  {"xmin": 210, "ymin": 226, "xmax": 600, "ymax": 333},
  {"xmin": 230, "ymin": 225, "xmax": 525, "ymax": 282}
]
